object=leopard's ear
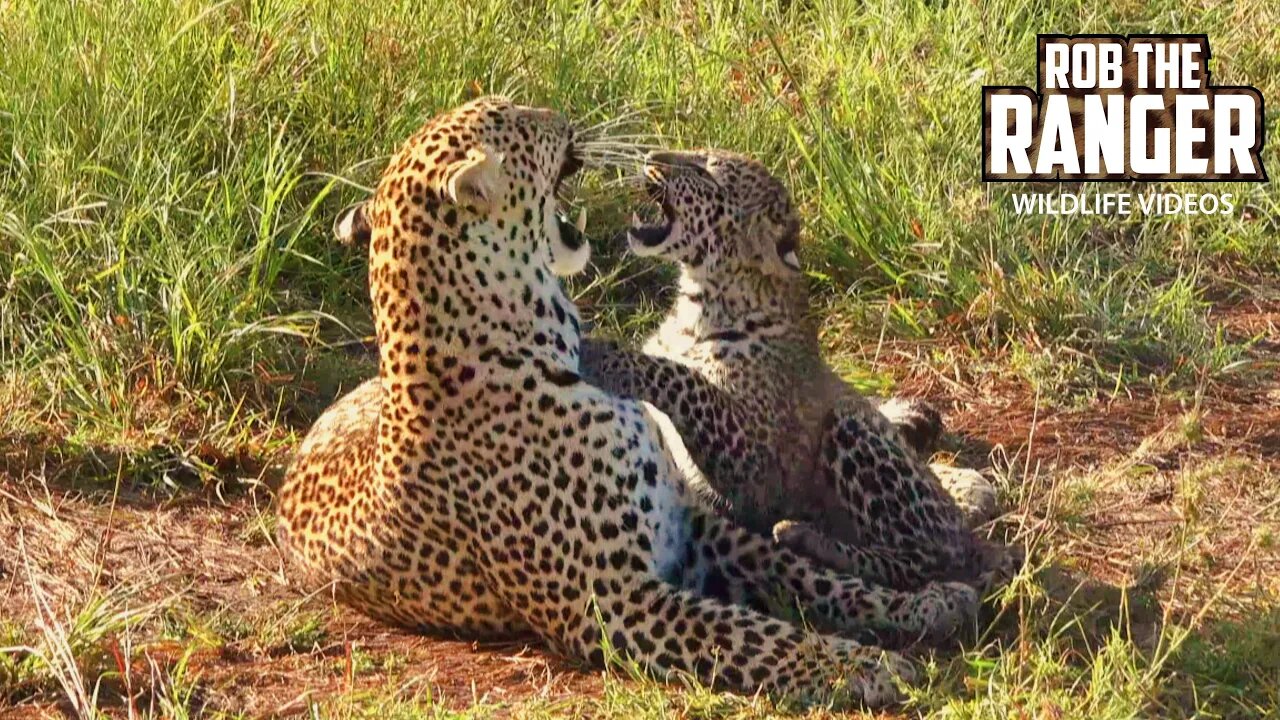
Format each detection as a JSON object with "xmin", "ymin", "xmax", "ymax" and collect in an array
[
  {"xmin": 461, "ymin": 79, "xmax": 484, "ymax": 101},
  {"xmin": 333, "ymin": 201, "xmax": 371, "ymax": 246},
  {"xmin": 445, "ymin": 145, "xmax": 504, "ymax": 210}
]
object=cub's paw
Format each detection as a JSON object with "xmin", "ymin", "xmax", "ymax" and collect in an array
[
  {"xmin": 773, "ymin": 520, "xmax": 928, "ymax": 589},
  {"xmin": 900, "ymin": 581, "xmax": 979, "ymax": 642},
  {"xmin": 773, "ymin": 520, "xmax": 846, "ymax": 570},
  {"xmin": 773, "ymin": 519, "xmax": 815, "ymax": 548},
  {"xmin": 876, "ymin": 397, "xmax": 944, "ymax": 457},
  {"xmin": 932, "ymin": 465, "xmax": 999, "ymax": 527},
  {"xmin": 976, "ymin": 541, "xmax": 1027, "ymax": 596},
  {"xmin": 846, "ymin": 650, "xmax": 917, "ymax": 708}
]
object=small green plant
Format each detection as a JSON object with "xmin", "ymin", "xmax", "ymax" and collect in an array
[
  {"xmin": 281, "ymin": 612, "xmax": 329, "ymax": 653},
  {"xmin": 0, "ymin": 621, "xmax": 49, "ymax": 703}
]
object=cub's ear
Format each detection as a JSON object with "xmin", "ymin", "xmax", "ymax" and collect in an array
[
  {"xmin": 445, "ymin": 146, "xmax": 504, "ymax": 210},
  {"xmin": 333, "ymin": 201, "xmax": 371, "ymax": 246},
  {"xmin": 461, "ymin": 79, "xmax": 484, "ymax": 100}
]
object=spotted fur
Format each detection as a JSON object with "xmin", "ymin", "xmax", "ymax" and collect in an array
[
  {"xmin": 581, "ymin": 150, "xmax": 1020, "ymax": 592},
  {"xmin": 277, "ymin": 99, "xmax": 981, "ymax": 706}
]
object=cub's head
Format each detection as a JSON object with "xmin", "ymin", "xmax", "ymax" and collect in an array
[
  {"xmin": 348, "ymin": 96, "xmax": 589, "ymax": 276},
  {"xmin": 626, "ymin": 149, "xmax": 802, "ymax": 281}
]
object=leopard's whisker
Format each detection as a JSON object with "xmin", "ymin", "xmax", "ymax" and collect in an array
[
  {"xmin": 581, "ymin": 133, "xmax": 667, "ymax": 146},
  {"xmin": 579, "ymin": 146, "xmax": 657, "ymax": 158},
  {"xmin": 578, "ymin": 151, "xmax": 647, "ymax": 168},
  {"xmin": 577, "ymin": 148, "xmax": 639, "ymax": 162},
  {"xmin": 585, "ymin": 133, "xmax": 663, "ymax": 141},
  {"xmin": 584, "ymin": 161, "xmax": 644, "ymax": 175},
  {"xmin": 579, "ymin": 142, "xmax": 647, "ymax": 152},
  {"xmin": 577, "ymin": 139, "xmax": 657, "ymax": 155},
  {"xmin": 578, "ymin": 149, "xmax": 646, "ymax": 161},
  {"xmin": 598, "ymin": 176, "xmax": 648, "ymax": 190},
  {"xmin": 579, "ymin": 100, "xmax": 663, "ymax": 133},
  {"xmin": 498, "ymin": 77, "xmax": 522, "ymax": 99},
  {"xmin": 579, "ymin": 122, "xmax": 669, "ymax": 152},
  {"xmin": 581, "ymin": 144, "xmax": 664, "ymax": 157}
]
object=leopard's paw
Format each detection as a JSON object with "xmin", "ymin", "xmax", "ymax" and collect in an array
[
  {"xmin": 876, "ymin": 397, "xmax": 944, "ymax": 457},
  {"xmin": 773, "ymin": 520, "xmax": 830, "ymax": 561},
  {"xmin": 976, "ymin": 541, "xmax": 1027, "ymax": 596},
  {"xmin": 900, "ymin": 581, "xmax": 979, "ymax": 642},
  {"xmin": 772, "ymin": 520, "xmax": 864, "ymax": 576},
  {"xmin": 846, "ymin": 650, "xmax": 916, "ymax": 708},
  {"xmin": 931, "ymin": 465, "xmax": 999, "ymax": 527}
]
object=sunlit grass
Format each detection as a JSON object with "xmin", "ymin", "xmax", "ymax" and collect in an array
[
  {"xmin": 1, "ymin": 0, "xmax": 1276, "ymax": 453},
  {"xmin": 0, "ymin": 0, "xmax": 1277, "ymax": 717}
]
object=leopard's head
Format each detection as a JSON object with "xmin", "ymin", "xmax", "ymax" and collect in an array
[
  {"xmin": 341, "ymin": 96, "xmax": 590, "ymax": 277},
  {"xmin": 627, "ymin": 149, "xmax": 802, "ymax": 282}
]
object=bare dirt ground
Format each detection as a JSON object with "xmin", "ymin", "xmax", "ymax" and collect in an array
[{"xmin": 2, "ymin": 298, "xmax": 1277, "ymax": 718}]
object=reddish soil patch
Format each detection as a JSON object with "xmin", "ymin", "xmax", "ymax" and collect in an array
[
  {"xmin": 860, "ymin": 295, "xmax": 1280, "ymax": 472},
  {"xmin": 830, "ymin": 295, "xmax": 1280, "ymax": 608},
  {"xmin": 0, "ymin": 479, "xmax": 605, "ymax": 716},
  {"xmin": 2, "ymin": 296, "xmax": 1277, "ymax": 716},
  {"xmin": 194, "ymin": 622, "xmax": 605, "ymax": 715}
]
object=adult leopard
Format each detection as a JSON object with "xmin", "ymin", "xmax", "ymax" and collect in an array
[
  {"xmin": 276, "ymin": 98, "xmax": 978, "ymax": 705},
  {"xmin": 580, "ymin": 150, "xmax": 1015, "ymax": 591}
]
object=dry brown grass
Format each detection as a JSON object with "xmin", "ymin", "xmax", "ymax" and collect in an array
[{"xmin": 1, "ymin": 297, "xmax": 1277, "ymax": 718}]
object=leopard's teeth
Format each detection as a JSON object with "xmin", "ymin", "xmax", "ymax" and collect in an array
[
  {"xmin": 631, "ymin": 211, "xmax": 642, "ymax": 227},
  {"xmin": 575, "ymin": 207, "xmax": 587, "ymax": 233}
]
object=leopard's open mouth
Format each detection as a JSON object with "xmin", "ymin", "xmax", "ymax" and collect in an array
[{"xmin": 627, "ymin": 170, "xmax": 675, "ymax": 248}]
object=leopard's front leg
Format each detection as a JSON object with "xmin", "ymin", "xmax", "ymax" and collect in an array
[
  {"xmin": 769, "ymin": 519, "xmax": 935, "ymax": 588},
  {"xmin": 873, "ymin": 397, "xmax": 1002, "ymax": 527},
  {"xmin": 678, "ymin": 510, "xmax": 979, "ymax": 643},
  {"xmin": 580, "ymin": 340, "xmax": 764, "ymax": 507},
  {"xmin": 573, "ymin": 577, "xmax": 915, "ymax": 706},
  {"xmin": 821, "ymin": 402, "xmax": 974, "ymax": 561}
]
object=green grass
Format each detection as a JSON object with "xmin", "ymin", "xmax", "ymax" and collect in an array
[
  {"xmin": 1, "ymin": 0, "xmax": 1278, "ymax": 717},
  {"xmin": 1, "ymin": 0, "xmax": 1276, "ymax": 453}
]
